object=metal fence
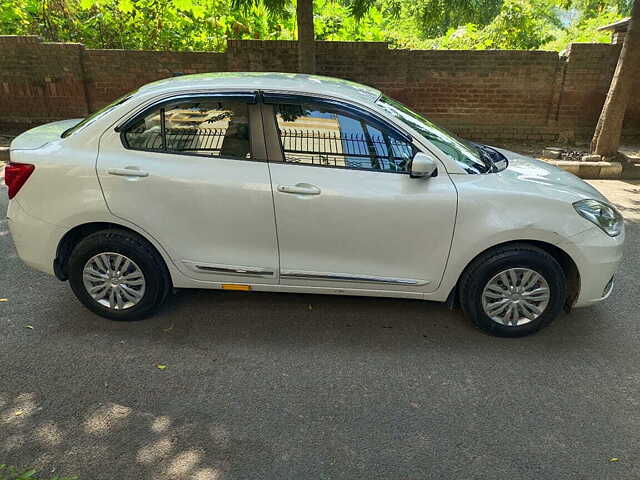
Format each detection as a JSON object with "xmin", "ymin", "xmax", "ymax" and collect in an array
[
  {"xmin": 126, "ymin": 127, "xmax": 413, "ymax": 171},
  {"xmin": 166, "ymin": 128, "xmax": 227, "ymax": 152},
  {"xmin": 127, "ymin": 128, "xmax": 242, "ymax": 156},
  {"xmin": 279, "ymin": 129, "xmax": 413, "ymax": 170}
]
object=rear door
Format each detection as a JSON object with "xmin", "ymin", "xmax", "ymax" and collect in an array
[
  {"xmin": 97, "ymin": 93, "xmax": 279, "ymax": 284},
  {"xmin": 262, "ymin": 95, "xmax": 457, "ymax": 294}
]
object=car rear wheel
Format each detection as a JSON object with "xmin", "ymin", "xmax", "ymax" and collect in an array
[
  {"xmin": 459, "ymin": 244, "xmax": 566, "ymax": 337},
  {"xmin": 68, "ymin": 229, "xmax": 171, "ymax": 320}
]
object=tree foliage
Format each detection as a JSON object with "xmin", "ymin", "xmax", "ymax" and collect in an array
[
  {"xmin": 0, "ymin": 0, "xmax": 633, "ymax": 51},
  {"xmin": 409, "ymin": 0, "xmax": 505, "ymax": 37},
  {"xmin": 424, "ymin": 0, "xmax": 559, "ymax": 49},
  {"xmin": 0, "ymin": 0, "xmax": 295, "ymax": 50},
  {"xmin": 402, "ymin": 0, "xmax": 631, "ymax": 50}
]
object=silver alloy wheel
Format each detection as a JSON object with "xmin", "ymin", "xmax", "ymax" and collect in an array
[
  {"xmin": 481, "ymin": 268, "xmax": 550, "ymax": 326},
  {"xmin": 82, "ymin": 252, "xmax": 146, "ymax": 310}
]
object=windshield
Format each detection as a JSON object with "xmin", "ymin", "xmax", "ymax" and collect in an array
[
  {"xmin": 61, "ymin": 90, "xmax": 137, "ymax": 138},
  {"xmin": 376, "ymin": 95, "xmax": 492, "ymax": 174}
]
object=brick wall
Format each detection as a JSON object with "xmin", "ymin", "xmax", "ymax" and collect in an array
[
  {"xmin": 1, "ymin": 35, "xmax": 638, "ymax": 141},
  {"xmin": 559, "ymin": 42, "xmax": 640, "ymax": 139},
  {"xmin": 83, "ymin": 49, "xmax": 226, "ymax": 111},
  {"xmin": 0, "ymin": 36, "xmax": 88, "ymax": 126}
]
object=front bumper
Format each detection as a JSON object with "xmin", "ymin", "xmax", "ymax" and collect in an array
[
  {"xmin": 560, "ymin": 225, "xmax": 625, "ymax": 308},
  {"xmin": 7, "ymin": 199, "xmax": 66, "ymax": 276}
]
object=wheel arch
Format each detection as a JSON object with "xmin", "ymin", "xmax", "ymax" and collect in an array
[
  {"xmin": 447, "ymin": 239, "xmax": 580, "ymax": 310},
  {"xmin": 54, "ymin": 221, "xmax": 172, "ymax": 282}
]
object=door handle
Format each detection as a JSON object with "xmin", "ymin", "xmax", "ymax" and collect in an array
[
  {"xmin": 107, "ymin": 167, "xmax": 149, "ymax": 178},
  {"xmin": 277, "ymin": 183, "xmax": 321, "ymax": 195}
]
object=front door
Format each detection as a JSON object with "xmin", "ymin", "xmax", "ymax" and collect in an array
[
  {"xmin": 263, "ymin": 97, "xmax": 457, "ymax": 294},
  {"xmin": 97, "ymin": 93, "xmax": 279, "ymax": 284}
]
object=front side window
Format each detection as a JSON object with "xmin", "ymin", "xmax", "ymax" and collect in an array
[
  {"xmin": 273, "ymin": 103, "xmax": 415, "ymax": 173},
  {"xmin": 123, "ymin": 99, "xmax": 251, "ymax": 160},
  {"xmin": 376, "ymin": 95, "xmax": 492, "ymax": 174}
]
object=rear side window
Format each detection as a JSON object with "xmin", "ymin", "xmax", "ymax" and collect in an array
[
  {"xmin": 62, "ymin": 91, "xmax": 136, "ymax": 138},
  {"xmin": 123, "ymin": 99, "xmax": 251, "ymax": 160},
  {"xmin": 273, "ymin": 103, "xmax": 415, "ymax": 173}
]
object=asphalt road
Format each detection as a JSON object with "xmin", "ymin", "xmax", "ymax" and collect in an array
[{"xmin": 1, "ymin": 182, "xmax": 639, "ymax": 480}]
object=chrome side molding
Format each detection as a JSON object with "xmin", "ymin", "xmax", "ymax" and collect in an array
[
  {"xmin": 182, "ymin": 262, "xmax": 428, "ymax": 286},
  {"xmin": 280, "ymin": 269, "xmax": 429, "ymax": 286},
  {"xmin": 183, "ymin": 261, "xmax": 274, "ymax": 277}
]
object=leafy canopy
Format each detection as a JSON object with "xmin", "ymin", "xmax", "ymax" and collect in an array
[{"xmin": 0, "ymin": 0, "xmax": 632, "ymax": 51}]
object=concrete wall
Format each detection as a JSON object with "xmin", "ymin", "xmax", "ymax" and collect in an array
[{"xmin": 1, "ymin": 35, "xmax": 638, "ymax": 141}]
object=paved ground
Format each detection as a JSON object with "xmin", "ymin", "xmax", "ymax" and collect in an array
[
  {"xmin": 590, "ymin": 180, "xmax": 640, "ymax": 222},
  {"xmin": 1, "ymin": 181, "xmax": 639, "ymax": 480}
]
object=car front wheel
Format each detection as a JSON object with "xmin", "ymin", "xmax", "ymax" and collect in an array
[
  {"xmin": 459, "ymin": 244, "xmax": 567, "ymax": 337},
  {"xmin": 68, "ymin": 229, "xmax": 171, "ymax": 320}
]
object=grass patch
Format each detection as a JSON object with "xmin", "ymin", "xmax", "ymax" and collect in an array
[{"xmin": 0, "ymin": 465, "xmax": 77, "ymax": 480}]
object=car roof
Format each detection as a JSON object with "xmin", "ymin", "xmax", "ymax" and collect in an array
[{"xmin": 138, "ymin": 72, "xmax": 382, "ymax": 105}]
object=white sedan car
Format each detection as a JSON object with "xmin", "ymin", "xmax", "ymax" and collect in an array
[{"xmin": 6, "ymin": 73, "xmax": 624, "ymax": 336}]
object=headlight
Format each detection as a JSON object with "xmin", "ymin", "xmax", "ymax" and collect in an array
[{"xmin": 573, "ymin": 199, "xmax": 623, "ymax": 237}]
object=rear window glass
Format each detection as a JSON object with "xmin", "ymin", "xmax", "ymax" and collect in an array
[
  {"xmin": 123, "ymin": 99, "xmax": 251, "ymax": 160},
  {"xmin": 61, "ymin": 91, "xmax": 137, "ymax": 138}
]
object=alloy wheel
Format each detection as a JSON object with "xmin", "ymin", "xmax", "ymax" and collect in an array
[
  {"xmin": 82, "ymin": 252, "xmax": 146, "ymax": 310},
  {"xmin": 481, "ymin": 267, "xmax": 550, "ymax": 326}
]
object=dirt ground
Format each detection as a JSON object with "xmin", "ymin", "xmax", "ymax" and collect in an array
[
  {"xmin": 495, "ymin": 141, "xmax": 640, "ymax": 163},
  {"xmin": 588, "ymin": 179, "xmax": 640, "ymax": 223}
]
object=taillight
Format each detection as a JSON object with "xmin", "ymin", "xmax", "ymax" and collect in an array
[{"xmin": 5, "ymin": 162, "xmax": 35, "ymax": 199}]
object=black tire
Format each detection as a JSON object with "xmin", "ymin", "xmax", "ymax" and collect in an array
[
  {"xmin": 459, "ymin": 243, "xmax": 566, "ymax": 337},
  {"xmin": 68, "ymin": 229, "xmax": 171, "ymax": 321}
]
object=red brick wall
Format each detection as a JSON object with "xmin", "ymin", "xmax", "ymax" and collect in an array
[
  {"xmin": 559, "ymin": 42, "xmax": 640, "ymax": 138},
  {"xmin": 0, "ymin": 36, "xmax": 88, "ymax": 127},
  {"xmin": 83, "ymin": 49, "xmax": 226, "ymax": 111},
  {"xmin": 375, "ymin": 50, "xmax": 559, "ymax": 134},
  {"xmin": 1, "ymin": 35, "xmax": 638, "ymax": 141},
  {"xmin": 226, "ymin": 39, "xmax": 298, "ymax": 72}
]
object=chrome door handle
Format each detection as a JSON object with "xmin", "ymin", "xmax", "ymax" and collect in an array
[
  {"xmin": 277, "ymin": 183, "xmax": 321, "ymax": 195},
  {"xmin": 107, "ymin": 167, "xmax": 149, "ymax": 178}
]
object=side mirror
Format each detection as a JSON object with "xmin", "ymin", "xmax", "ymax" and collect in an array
[{"xmin": 410, "ymin": 152, "xmax": 438, "ymax": 178}]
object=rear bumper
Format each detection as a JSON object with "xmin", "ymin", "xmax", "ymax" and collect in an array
[
  {"xmin": 7, "ymin": 199, "xmax": 66, "ymax": 276},
  {"xmin": 560, "ymin": 226, "xmax": 625, "ymax": 308}
]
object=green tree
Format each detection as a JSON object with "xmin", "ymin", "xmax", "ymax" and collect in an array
[
  {"xmin": 591, "ymin": 0, "xmax": 640, "ymax": 156},
  {"xmin": 0, "ymin": 0, "xmax": 634, "ymax": 54},
  {"xmin": 409, "ymin": 0, "xmax": 504, "ymax": 37},
  {"xmin": 232, "ymin": 0, "xmax": 382, "ymax": 73},
  {"xmin": 424, "ymin": 0, "xmax": 558, "ymax": 50},
  {"xmin": 404, "ymin": 0, "xmax": 631, "ymax": 51},
  {"xmin": 0, "ymin": 0, "xmax": 295, "ymax": 51}
]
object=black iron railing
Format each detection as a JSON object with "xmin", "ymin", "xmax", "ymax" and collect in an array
[
  {"xmin": 279, "ymin": 129, "xmax": 412, "ymax": 171},
  {"xmin": 166, "ymin": 128, "xmax": 228, "ymax": 152},
  {"xmin": 125, "ymin": 127, "xmax": 413, "ymax": 171},
  {"xmin": 126, "ymin": 128, "xmax": 246, "ymax": 156}
]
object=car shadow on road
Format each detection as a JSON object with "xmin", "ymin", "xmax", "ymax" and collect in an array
[{"xmin": 50, "ymin": 285, "xmax": 606, "ymax": 355}]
